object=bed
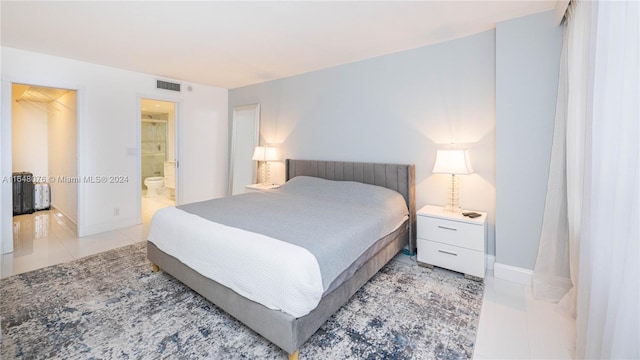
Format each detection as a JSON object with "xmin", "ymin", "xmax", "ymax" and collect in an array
[{"xmin": 146, "ymin": 159, "xmax": 416, "ymax": 359}]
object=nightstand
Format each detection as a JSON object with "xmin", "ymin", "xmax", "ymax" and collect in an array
[
  {"xmin": 245, "ymin": 183, "xmax": 281, "ymax": 192},
  {"xmin": 416, "ymin": 205, "xmax": 486, "ymax": 280}
]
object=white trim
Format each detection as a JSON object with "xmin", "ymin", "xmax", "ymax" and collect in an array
[
  {"xmin": 228, "ymin": 103, "xmax": 260, "ymax": 195},
  {"xmin": 494, "ymin": 262, "xmax": 533, "ymax": 285},
  {"xmin": 76, "ymin": 86, "xmax": 86, "ymax": 237},
  {"xmin": 50, "ymin": 205, "xmax": 78, "ymax": 235},
  {"xmin": 172, "ymin": 101, "xmax": 180, "ymax": 205},
  {"xmin": 1, "ymin": 77, "xmax": 84, "ymax": 251},
  {"xmin": 135, "ymin": 95, "xmax": 143, "ymax": 225},
  {"xmin": 136, "ymin": 93, "xmax": 181, "ymax": 221},
  {"xmin": 1, "ymin": 80, "xmax": 13, "ymax": 254},
  {"xmin": 485, "ymin": 254, "xmax": 496, "ymax": 270}
]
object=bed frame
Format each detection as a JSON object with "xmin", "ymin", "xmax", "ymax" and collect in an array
[{"xmin": 147, "ymin": 159, "xmax": 416, "ymax": 359}]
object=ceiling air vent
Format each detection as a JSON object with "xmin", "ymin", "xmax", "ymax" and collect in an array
[{"xmin": 156, "ymin": 80, "xmax": 181, "ymax": 92}]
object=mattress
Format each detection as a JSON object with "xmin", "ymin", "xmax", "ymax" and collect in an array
[{"xmin": 148, "ymin": 176, "xmax": 409, "ymax": 317}]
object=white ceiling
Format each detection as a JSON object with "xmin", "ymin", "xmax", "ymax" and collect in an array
[{"xmin": 1, "ymin": 1, "xmax": 555, "ymax": 89}]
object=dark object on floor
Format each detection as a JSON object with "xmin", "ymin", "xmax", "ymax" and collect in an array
[{"xmin": 12, "ymin": 172, "xmax": 34, "ymax": 216}]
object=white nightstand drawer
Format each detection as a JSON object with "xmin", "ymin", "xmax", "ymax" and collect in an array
[
  {"xmin": 417, "ymin": 216, "xmax": 484, "ymax": 252},
  {"xmin": 417, "ymin": 239, "xmax": 485, "ymax": 278}
]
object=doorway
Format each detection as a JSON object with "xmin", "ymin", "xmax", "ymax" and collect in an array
[
  {"xmin": 10, "ymin": 83, "xmax": 78, "ymax": 254},
  {"xmin": 140, "ymin": 98, "xmax": 177, "ymax": 223}
]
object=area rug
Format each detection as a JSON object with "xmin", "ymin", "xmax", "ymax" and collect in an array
[{"xmin": 1, "ymin": 242, "xmax": 484, "ymax": 359}]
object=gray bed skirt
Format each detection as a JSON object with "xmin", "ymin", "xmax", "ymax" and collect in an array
[{"xmin": 146, "ymin": 222, "xmax": 408, "ymax": 355}]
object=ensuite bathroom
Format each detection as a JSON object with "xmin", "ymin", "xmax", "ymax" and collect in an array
[{"xmin": 141, "ymin": 99, "xmax": 176, "ymax": 211}]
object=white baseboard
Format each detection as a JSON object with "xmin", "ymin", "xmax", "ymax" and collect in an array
[
  {"xmin": 485, "ymin": 255, "xmax": 496, "ymax": 270},
  {"xmin": 50, "ymin": 205, "xmax": 78, "ymax": 235},
  {"xmin": 494, "ymin": 262, "xmax": 533, "ymax": 285}
]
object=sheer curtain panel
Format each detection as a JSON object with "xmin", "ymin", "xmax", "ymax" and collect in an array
[
  {"xmin": 575, "ymin": 1, "xmax": 639, "ymax": 358},
  {"xmin": 533, "ymin": 0, "xmax": 639, "ymax": 358}
]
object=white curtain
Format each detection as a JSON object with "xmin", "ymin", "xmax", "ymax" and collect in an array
[
  {"xmin": 576, "ymin": 1, "xmax": 639, "ymax": 358},
  {"xmin": 533, "ymin": 0, "xmax": 639, "ymax": 358},
  {"xmin": 532, "ymin": 0, "xmax": 593, "ymax": 316},
  {"xmin": 531, "ymin": 8, "xmax": 571, "ymax": 304}
]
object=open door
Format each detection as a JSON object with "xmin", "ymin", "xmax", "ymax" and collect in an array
[{"xmin": 139, "ymin": 98, "xmax": 177, "ymax": 223}]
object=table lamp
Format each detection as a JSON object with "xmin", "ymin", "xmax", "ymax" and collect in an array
[
  {"xmin": 252, "ymin": 146, "xmax": 279, "ymax": 185},
  {"xmin": 432, "ymin": 149, "xmax": 474, "ymax": 212}
]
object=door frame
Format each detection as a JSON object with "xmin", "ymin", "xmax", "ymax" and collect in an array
[
  {"xmin": 228, "ymin": 103, "xmax": 260, "ymax": 195},
  {"xmin": 135, "ymin": 94, "xmax": 181, "ymax": 224},
  {"xmin": 1, "ymin": 78, "xmax": 83, "ymax": 254}
]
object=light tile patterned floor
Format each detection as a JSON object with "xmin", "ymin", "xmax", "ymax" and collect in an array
[
  {"xmin": 2, "ymin": 197, "xmax": 575, "ymax": 359},
  {"xmin": 473, "ymin": 272, "xmax": 575, "ymax": 359},
  {"xmin": 1, "ymin": 195, "xmax": 172, "ymax": 279}
]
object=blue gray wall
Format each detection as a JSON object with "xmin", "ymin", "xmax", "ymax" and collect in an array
[
  {"xmin": 230, "ymin": 30, "xmax": 498, "ymax": 256},
  {"xmin": 496, "ymin": 11, "xmax": 563, "ymax": 269},
  {"xmin": 229, "ymin": 11, "xmax": 562, "ymax": 265}
]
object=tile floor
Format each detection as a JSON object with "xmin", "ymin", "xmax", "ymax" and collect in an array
[
  {"xmin": 1, "ymin": 198, "xmax": 576, "ymax": 359},
  {"xmin": 394, "ymin": 255, "xmax": 576, "ymax": 359},
  {"xmin": 1, "ymin": 195, "xmax": 172, "ymax": 279},
  {"xmin": 474, "ymin": 271, "xmax": 575, "ymax": 359}
]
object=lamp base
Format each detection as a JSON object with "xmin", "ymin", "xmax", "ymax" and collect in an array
[
  {"xmin": 442, "ymin": 204, "xmax": 461, "ymax": 213},
  {"xmin": 443, "ymin": 174, "xmax": 461, "ymax": 212},
  {"xmin": 258, "ymin": 161, "xmax": 272, "ymax": 184}
]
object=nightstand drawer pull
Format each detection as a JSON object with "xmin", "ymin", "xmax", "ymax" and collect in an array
[
  {"xmin": 438, "ymin": 249, "xmax": 458, "ymax": 256},
  {"xmin": 437, "ymin": 225, "xmax": 458, "ymax": 231}
]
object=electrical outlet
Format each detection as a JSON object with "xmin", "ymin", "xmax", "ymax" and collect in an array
[{"xmin": 114, "ymin": 208, "xmax": 120, "ymax": 216}]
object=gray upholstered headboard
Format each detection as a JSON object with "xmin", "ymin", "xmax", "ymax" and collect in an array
[{"xmin": 285, "ymin": 159, "xmax": 416, "ymax": 253}]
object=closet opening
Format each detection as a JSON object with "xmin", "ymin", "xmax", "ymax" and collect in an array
[{"xmin": 10, "ymin": 83, "xmax": 78, "ymax": 258}]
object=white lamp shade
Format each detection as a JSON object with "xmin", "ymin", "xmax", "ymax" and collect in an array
[
  {"xmin": 252, "ymin": 146, "xmax": 279, "ymax": 161},
  {"xmin": 432, "ymin": 149, "xmax": 474, "ymax": 175}
]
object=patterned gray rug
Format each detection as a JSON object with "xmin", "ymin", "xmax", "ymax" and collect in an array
[{"xmin": 1, "ymin": 242, "xmax": 483, "ymax": 359}]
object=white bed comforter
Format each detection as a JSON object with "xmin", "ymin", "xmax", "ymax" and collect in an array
[{"xmin": 148, "ymin": 206, "xmax": 324, "ymax": 318}]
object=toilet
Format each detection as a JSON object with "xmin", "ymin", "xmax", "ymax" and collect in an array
[{"xmin": 144, "ymin": 177, "xmax": 164, "ymax": 198}]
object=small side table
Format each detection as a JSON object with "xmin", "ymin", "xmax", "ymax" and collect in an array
[{"xmin": 416, "ymin": 205, "xmax": 487, "ymax": 280}]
